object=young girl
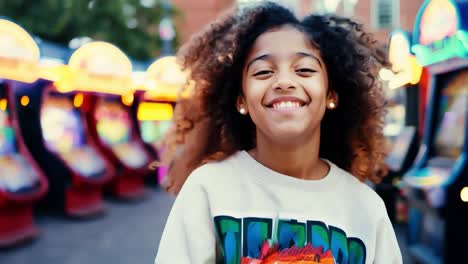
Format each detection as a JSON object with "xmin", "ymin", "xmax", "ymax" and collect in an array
[{"xmin": 155, "ymin": 2, "xmax": 402, "ymax": 263}]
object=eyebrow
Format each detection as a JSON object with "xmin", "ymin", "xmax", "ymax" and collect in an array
[{"xmin": 246, "ymin": 52, "xmax": 322, "ymax": 71}]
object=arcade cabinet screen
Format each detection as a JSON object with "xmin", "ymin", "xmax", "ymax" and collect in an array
[
  {"xmin": 41, "ymin": 96, "xmax": 106, "ymax": 177},
  {"xmin": 434, "ymin": 71, "xmax": 467, "ymax": 159},
  {"xmin": 386, "ymin": 126, "xmax": 416, "ymax": 171},
  {"xmin": 384, "ymin": 88, "xmax": 406, "ymax": 139},
  {"xmin": 95, "ymin": 101, "xmax": 131, "ymax": 146},
  {"xmin": 41, "ymin": 97, "xmax": 85, "ymax": 154},
  {"xmin": 0, "ymin": 97, "xmax": 39, "ymax": 192},
  {"xmin": 0, "ymin": 103, "xmax": 16, "ymax": 155},
  {"xmin": 96, "ymin": 101, "xmax": 149, "ymax": 168},
  {"xmin": 141, "ymin": 120, "xmax": 172, "ymax": 147}
]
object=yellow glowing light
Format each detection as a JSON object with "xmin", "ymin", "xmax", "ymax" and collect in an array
[
  {"xmin": 20, "ymin": 95, "xmax": 29, "ymax": 106},
  {"xmin": 389, "ymin": 34, "xmax": 410, "ymax": 72},
  {"xmin": 139, "ymin": 56, "xmax": 193, "ymax": 101},
  {"xmin": 143, "ymin": 79, "xmax": 157, "ymax": 90},
  {"xmin": 461, "ymin": 187, "xmax": 468, "ymax": 202},
  {"xmin": 386, "ymin": 31, "xmax": 422, "ymax": 89},
  {"xmin": 409, "ymin": 56, "xmax": 422, "ymax": 84},
  {"xmin": 387, "ymin": 55, "xmax": 422, "ymax": 89},
  {"xmin": 40, "ymin": 65, "xmax": 75, "ymax": 93},
  {"xmin": 146, "ymin": 56, "xmax": 188, "ymax": 85},
  {"xmin": 63, "ymin": 41, "xmax": 134, "ymax": 95},
  {"xmin": 142, "ymin": 84, "xmax": 179, "ymax": 101},
  {"xmin": 68, "ymin": 41, "xmax": 132, "ymax": 77},
  {"xmin": 0, "ymin": 19, "xmax": 40, "ymax": 83},
  {"xmin": 39, "ymin": 64, "xmax": 70, "ymax": 82},
  {"xmin": 0, "ymin": 98, "xmax": 7, "ymax": 111},
  {"xmin": 55, "ymin": 81, "xmax": 74, "ymax": 93},
  {"xmin": 121, "ymin": 93, "xmax": 134, "ymax": 106},
  {"xmin": 137, "ymin": 102, "xmax": 173, "ymax": 121},
  {"xmin": 379, "ymin": 68, "xmax": 394, "ymax": 81},
  {"xmin": 0, "ymin": 19, "xmax": 40, "ymax": 61},
  {"xmin": 74, "ymin": 93, "xmax": 84, "ymax": 108},
  {"xmin": 131, "ymin": 71, "xmax": 146, "ymax": 89}
]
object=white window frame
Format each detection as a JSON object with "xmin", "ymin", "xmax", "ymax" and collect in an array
[{"xmin": 372, "ymin": 0, "xmax": 400, "ymax": 30}]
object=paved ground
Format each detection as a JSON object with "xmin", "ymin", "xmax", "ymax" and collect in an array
[
  {"xmin": 0, "ymin": 187, "xmax": 412, "ymax": 264},
  {"xmin": 0, "ymin": 187, "xmax": 174, "ymax": 264}
]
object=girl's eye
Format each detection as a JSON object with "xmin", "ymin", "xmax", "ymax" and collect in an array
[
  {"xmin": 253, "ymin": 70, "xmax": 273, "ymax": 76},
  {"xmin": 296, "ymin": 68, "xmax": 316, "ymax": 73}
]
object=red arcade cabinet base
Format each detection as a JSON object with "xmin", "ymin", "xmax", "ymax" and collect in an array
[
  {"xmin": 65, "ymin": 186, "xmax": 105, "ymax": 217},
  {"xmin": 0, "ymin": 204, "xmax": 39, "ymax": 247},
  {"xmin": 112, "ymin": 175, "xmax": 146, "ymax": 199}
]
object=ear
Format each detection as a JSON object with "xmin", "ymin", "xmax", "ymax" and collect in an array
[
  {"xmin": 236, "ymin": 95, "xmax": 248, "ymax": 115},
  {"xmin": 326, "ymin": 90, "xmax": 339, "ymax": 109}
]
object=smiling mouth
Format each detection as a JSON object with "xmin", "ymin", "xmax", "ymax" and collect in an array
[
  {"xmin": 270, "ymin": 101, "xmax": 304, "ymax": 109},
  {"xmin": 266, "ymin": 99, "xmax": 308, "ymax": 109}
]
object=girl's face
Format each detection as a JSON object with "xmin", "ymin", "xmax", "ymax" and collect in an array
[{"xmin": 239, "ymin": 25, "xmax": 331, "ymax": 143}]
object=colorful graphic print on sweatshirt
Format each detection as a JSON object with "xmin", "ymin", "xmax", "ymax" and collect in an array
[{"xmin": 214, "ymin": 215, "xmax": 367, "ymax": 264}]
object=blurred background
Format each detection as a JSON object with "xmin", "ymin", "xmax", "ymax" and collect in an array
[{"xmin": 0, "ymin": 0, "xmax": 466, "ymax": 263}]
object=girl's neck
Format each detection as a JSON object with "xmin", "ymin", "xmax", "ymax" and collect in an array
[{"xmin": 248, "ymin": 129, "xmax": 330, "ymax": 181}]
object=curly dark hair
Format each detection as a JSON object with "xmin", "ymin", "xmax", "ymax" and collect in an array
[{"xmin": 170, "ymin": 2, "xmax": 389, "ymax": 183}]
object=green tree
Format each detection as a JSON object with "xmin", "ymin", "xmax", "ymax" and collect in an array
[{"xmin": 0, "ymin": 0, "xmax": 178, "ymax": 60}]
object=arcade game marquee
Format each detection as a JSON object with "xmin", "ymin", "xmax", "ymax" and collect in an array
[
  {"xmin": 58, "ymin": 42, "xmax": 155, "ymax": 199},
  {"xmin": 402, "ymin": 0, "xmax": 468, "ymax": 263},
  {"xmin": 376, "ymin": 30, "xmax": 422, "ymax": 223},
  {"xmin": 0, "ymin": 19, "xmax": 48, "ymax": 246},
  {"xmin": 134, "ymin": 56, "xmax": 192, "ymax": 184}
]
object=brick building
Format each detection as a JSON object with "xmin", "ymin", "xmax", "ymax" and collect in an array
[
  {"xmin": 171, "ymin": 0, "xmax": 235, "ymax": 45},
  {"xmin": 294, "ymin": 0, "xmax": 425, "ymax": 45},
  {"xmin": 340, "ymin": 0, "xmax": 424, "ymax": 44},
  {"xmin": 171, "ymin": 0, "xmax": 425, "ymax": 47}
]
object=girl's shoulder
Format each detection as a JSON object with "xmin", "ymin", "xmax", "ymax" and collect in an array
[
  {"xmin": 184, "ymin": 151, "xmax": 244, "ymax": 187},
  {"xmin": 332, "ymin": 163, "xmax": 387, "ymax": 213}
]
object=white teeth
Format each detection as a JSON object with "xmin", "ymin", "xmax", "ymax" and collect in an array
[{"xmin": 272, "ymin": 101, "xmax": 302, "ymax": 109}]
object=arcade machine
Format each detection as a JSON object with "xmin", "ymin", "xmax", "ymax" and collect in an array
[
  {"xmin": 7, "ymin": 40, "xmax": 115, "ymax": 218},
  {"xmin": 36, "ymin": 84, "xmax": 115, "ymax": 216},
  {"xmin": 0, "ymin": 19, "xmax": 48, "ymax": 246},
  {"xmin": 136, "ymin": 98, "xmax": 173, "ymax": 186},
  {"xmin": 134, "ymin": 56, "xmax": 190, "ymax": 184},
  {"xmin": 403, "ymin": 0, "xmax": 468, "ymax": 262},
  {"xmin": 91, "ymin": 95, "xmax": 154, "ymax": 197},
  {"xmin": 138, "ymin": 102, "xmax": 173, "ymax": 159},
  {"xmin": 376, "ymin": 30, "xmax": 422, "ymax": 223},
  {"xmin": 62, "ymin": 42, "xmax": 154, "ymax": 199}
]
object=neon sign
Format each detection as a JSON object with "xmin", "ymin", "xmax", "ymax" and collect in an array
[
  {"xmin": 412, "ymin": 0, "xmax": 467, "ymax": 66},
  {"xmin": 386, "ymin": 30, "xmax": 422, "ymax": 88}
]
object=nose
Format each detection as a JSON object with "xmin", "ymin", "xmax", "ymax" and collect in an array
[{"xmin": 273, "ymin": 70, "xmax": 296, "ymax": 91}]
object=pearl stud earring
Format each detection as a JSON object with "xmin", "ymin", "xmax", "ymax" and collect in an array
[
  {"xmin": 239, "ymin": 107, "xmax": 247, "ymax": 115},
  {"xmin": 328, "ymin": 101, "xmax": 336, "ymax": 109}
]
